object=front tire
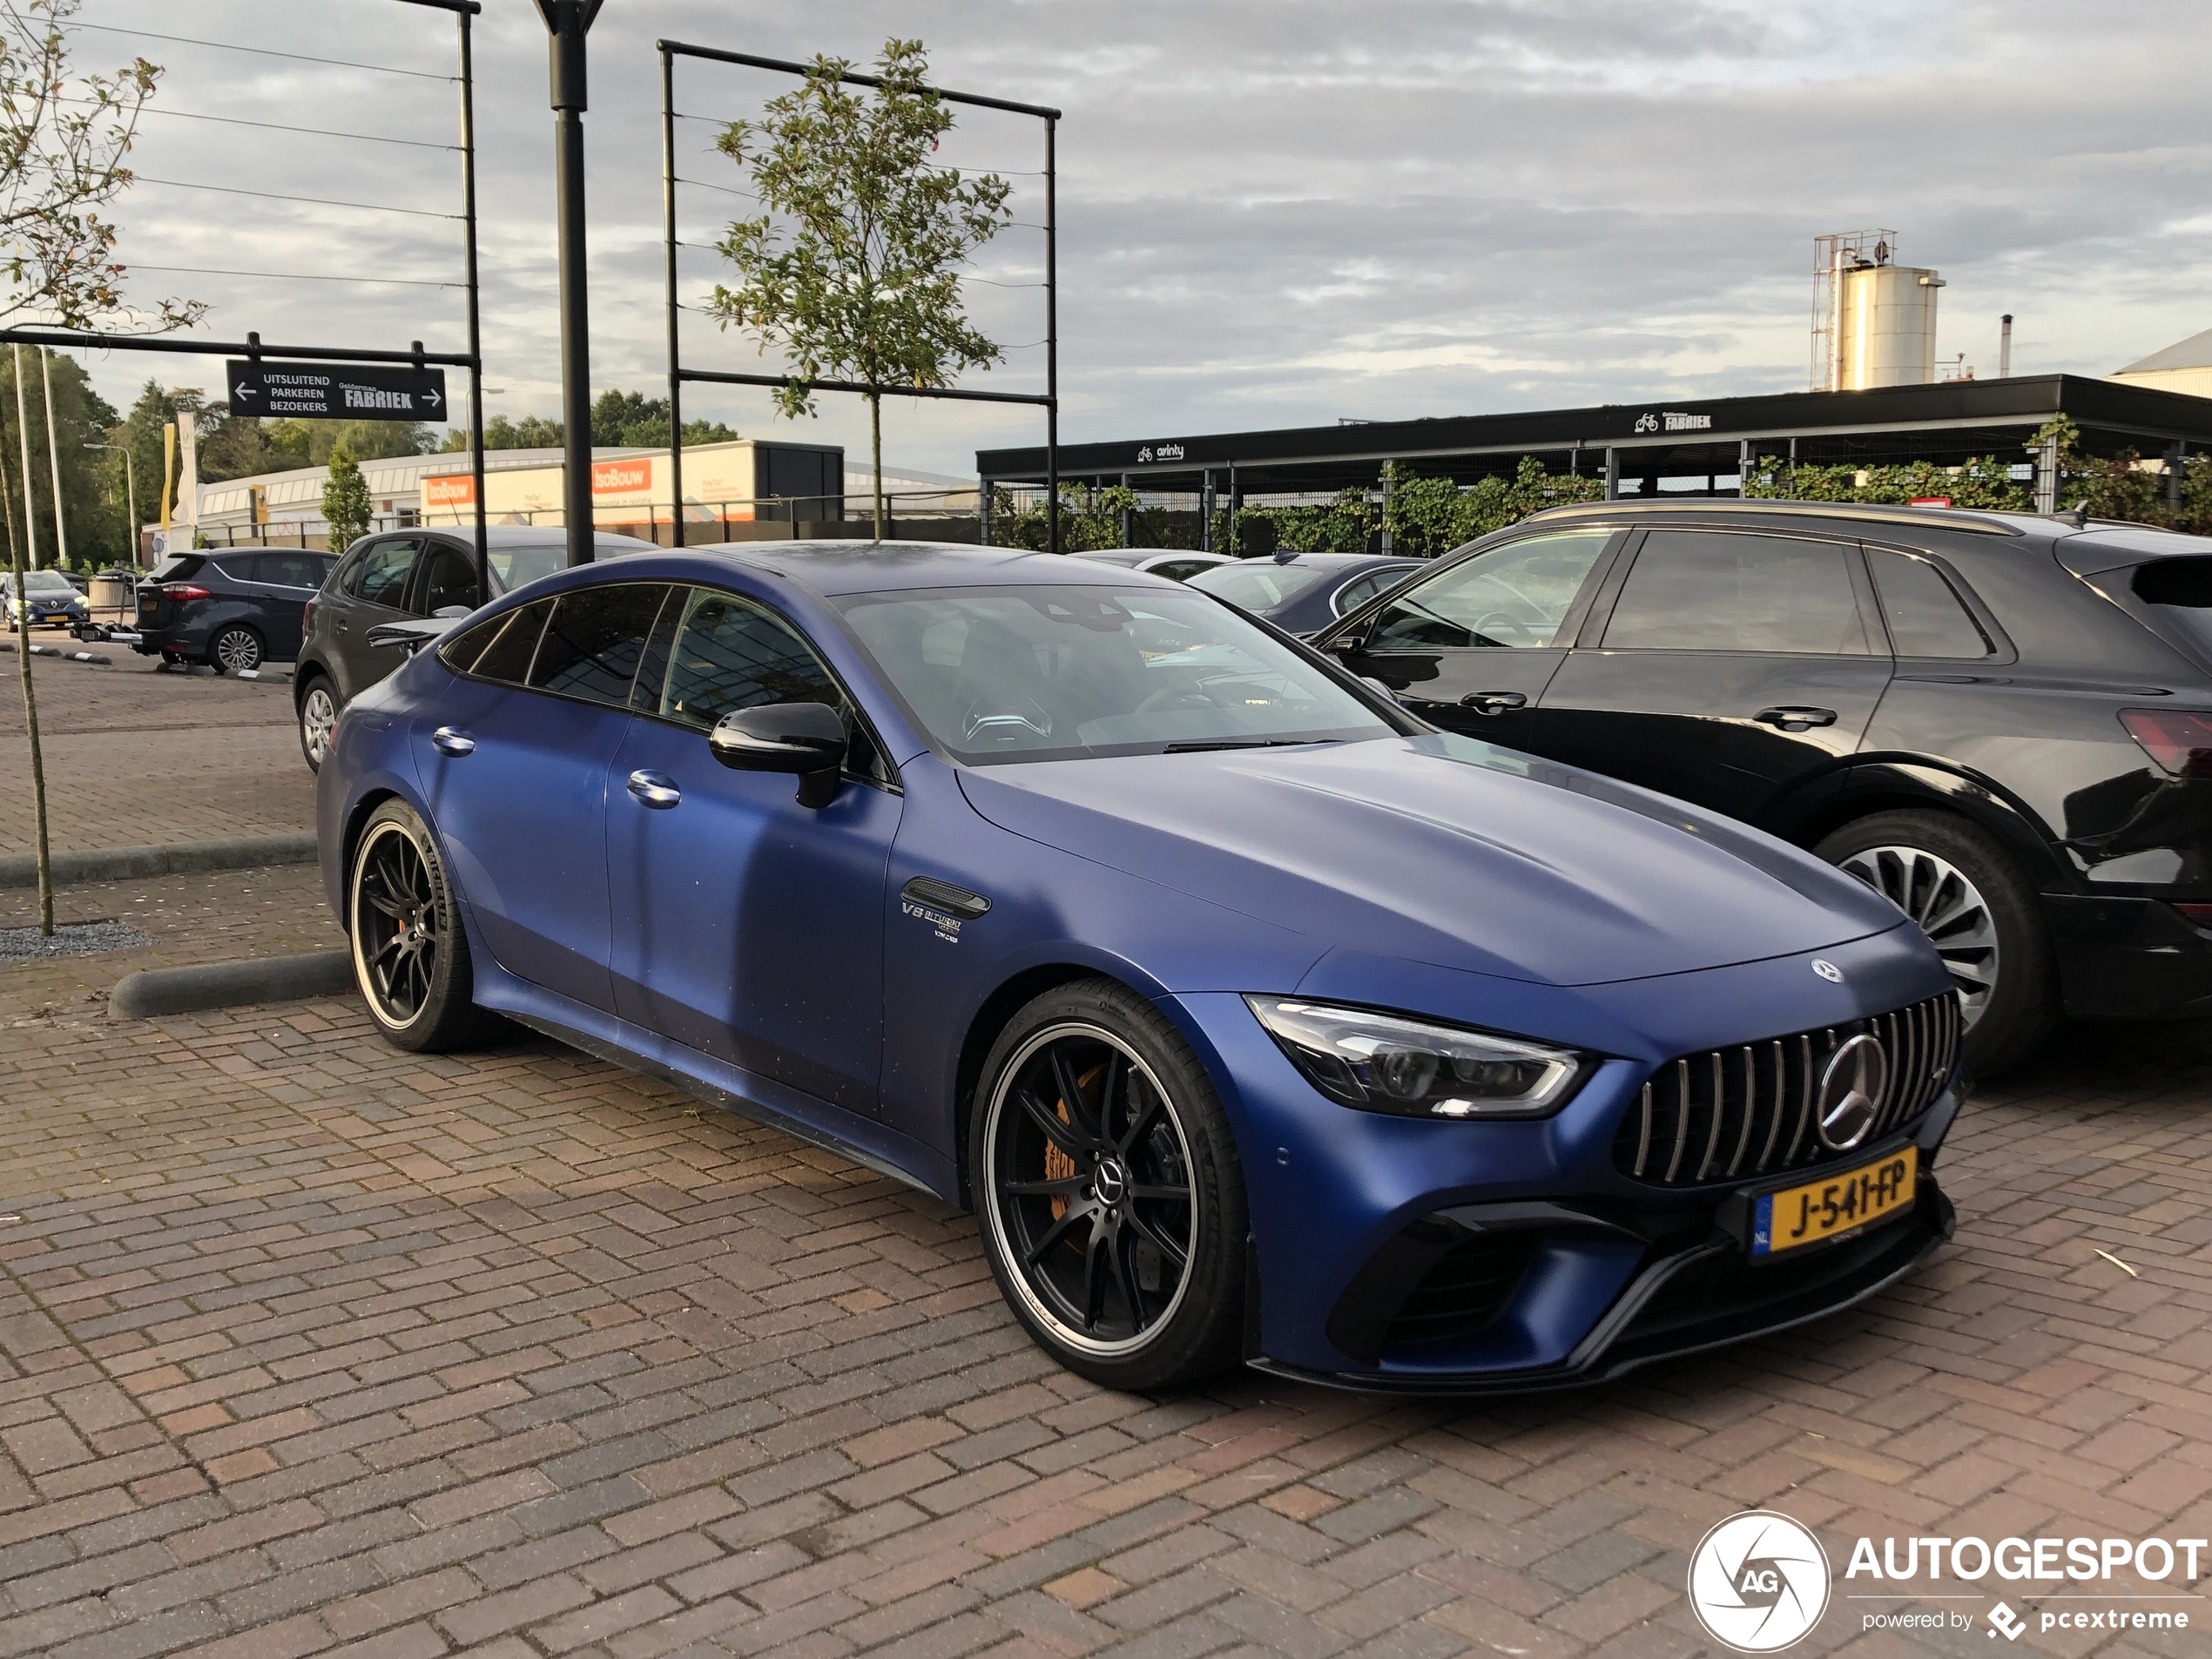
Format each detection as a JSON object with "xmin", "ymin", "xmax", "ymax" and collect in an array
[
  {"xmin": 348, "ymin": 799, "xmax": 490, "ymax": 1053},
  {"xmin": 969, "ymin": 979, "xmax": 1247, "ymax": 1390},
  {"xmin": 1815, "ymin": 809, "xmax": 2056, "ymax": 1076},
  {"xmin": 298, "ymin": 677, "xmax": 337, "ymax": 772}
]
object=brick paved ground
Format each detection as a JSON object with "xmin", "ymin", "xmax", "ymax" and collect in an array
[
  {"xmin": 0, "ymin": 649, "xmax": 313, "ymax": 857},
  {"xmin": 1, "ymin": 879, "xmax": 2209, "ymax": 1659}
]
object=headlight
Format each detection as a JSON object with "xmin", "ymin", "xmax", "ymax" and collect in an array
[{"xmin": 1244, "ymin": 996, "xmax": 1587, "ymax": 1118}]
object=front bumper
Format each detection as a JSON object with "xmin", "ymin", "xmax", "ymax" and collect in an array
[
  {"xmin": 1251, "ymin": 1175, "xmax": 1953, "ymax": 1394},
  {"xmin": 2046, "ymin": 893, "xmax": 2212, "ymax": 1019}
]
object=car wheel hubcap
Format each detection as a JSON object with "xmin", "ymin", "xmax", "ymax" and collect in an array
[
  {"xmin": 353, "ymin": 826, "xmax": 438, "ymax": 1027},
  {"xmin": 983, "ymin": 1023, "xmax": 1197, "ymax": 1356},
  {"xmin": 302, "ymin": 689, "xmax": 335, "ymax": 762},
  {"xmin": 1837, "ymin": 844, "xmax": 2000, "ymax": 1027},
  {"xmin": 216, "ymin": 631, "xmax": 258, "ymax": 671}
]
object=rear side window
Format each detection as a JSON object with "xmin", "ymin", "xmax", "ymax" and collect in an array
[
  {"xmin": 1867, "ymin": 550, "xmax": 1993, "ymax": 658},
  {"xmin": 445, "ymin": 598, "xmax": 552, "ymax": 685},
  {"xmin": 1603, "ymin": 530, "xmax": 1871, "ymax": 654},
  {"xmin": 527, "ymin": 584, "xmax": 671, "ymax": 707},
  {"xmin": 258, "ymin": 552, "xmax": 325, "ymax": 590},
  {"xmin": 2134, "ymin": 557, "xmax": 2212, "ymax": 608},
  {"xmin": 342, "ymin": 539, "xmax": 419, "ymax": 606}
]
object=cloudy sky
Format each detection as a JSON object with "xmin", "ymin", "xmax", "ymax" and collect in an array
[{"xmin": 57, "ymin": 0, "xmax": 2212, "ymax": 476}]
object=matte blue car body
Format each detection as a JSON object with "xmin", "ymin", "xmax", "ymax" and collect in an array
[{"xmin": 319, "ymin": 543, "xmax": 1959, "ymax": 1388}]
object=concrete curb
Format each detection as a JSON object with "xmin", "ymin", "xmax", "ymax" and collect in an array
[
  {"xmin": 110, "ymin": 948, "xmax": 354, "ymax": 1019},
  {"xmin": 0, "ymin": 833, "xmax": 319, "ymax": 891}
]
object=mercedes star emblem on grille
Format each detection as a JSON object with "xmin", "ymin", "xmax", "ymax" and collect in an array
[
  {"xmin": 1814, "ymin": 1034, "xmax": 1888, "ymax": 1151},
  {"xmin": 1811, "ymin": 959, "xmax": 1844, "ymax": 982}
]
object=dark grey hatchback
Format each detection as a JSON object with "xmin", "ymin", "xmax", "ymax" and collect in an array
[
  {"xmin": 294, "ymin": 526, "xmax": 658, "ymax": 771},
  {"xmin": 1314, "ymin": 499, "xmax": 2212, "ymax": 1073}
]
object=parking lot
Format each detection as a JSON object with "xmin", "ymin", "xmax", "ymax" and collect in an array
[
  {"xmin": 0, "ymin": 649, "xmax": 311, "ymax": 858},
  {"xmin": 1, "ymin": 854, "xmax": 2208, "ymax": 1659}
]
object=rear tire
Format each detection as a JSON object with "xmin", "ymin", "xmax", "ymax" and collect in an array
[
  {"xmin": 298, "ymin": 676, "xmax": 337, "ymax": 772},
  {"xmin": 1815, "ymin": 809, "xmax": 2055, "ymax": 1076},
  {"xmin": 211, "ymin": 625, "xmax": 263, "ymax": 674},
  {"xmin": 348, "ymin": 799, "xmax": 493, "ymax": 1053},
  {"xmin": 969, "ymin": 978, "xmax": 1247, "ymax": 1390}
]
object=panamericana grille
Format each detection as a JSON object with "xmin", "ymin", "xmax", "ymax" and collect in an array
[{"xmin": 1613, "ymin": 992, "xmax": 1959, "ymax": 1187}]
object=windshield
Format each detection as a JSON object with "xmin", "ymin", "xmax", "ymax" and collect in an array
[
  {"xmin": 835, "ymin": 584, "xmax": 1397, "ymax": 765},
  {"xmin": 17, "ymin": 570, "xmax": 74, "ymax": 592},
  {"xmin": 487, "ymin": 543, "xmax": 566, "ymax": 593},
  {"xmin": 1186, "ymin": 561, "xmax": 1332, "ymax": 612}
]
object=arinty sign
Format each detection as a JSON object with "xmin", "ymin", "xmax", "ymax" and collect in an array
[{"xmin": 225, "ymin": 361, "xmax": 448, "ymax": 422}]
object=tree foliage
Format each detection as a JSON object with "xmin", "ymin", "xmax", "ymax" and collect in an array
[
  {"xmin": 1742, "ymin": 453, "xmax": 2028, "ymax": 509},
  {"xmin": 711, "ymin": 39, "xmax": 1012, "ymax": 538},
  {"xmin": 0, "ymin": 347, "xmax": 123, "ymax": 564},
  {"xmin": 320, "ymin": 444, "xmax": 370, "ymax": 554},
  {"xmin": 0, "ymin": 0, "xmax": 199, "ymax": 331}
]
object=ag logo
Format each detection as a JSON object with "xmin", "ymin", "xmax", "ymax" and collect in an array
[{"xmin": 1687, "ymin": 1511, "xmax": 1830, "ymax": 1652}]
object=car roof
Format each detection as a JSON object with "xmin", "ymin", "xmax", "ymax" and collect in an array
[
  {"xmin": 636, "ymin": 540, "xmax": 1165, "ymax": 597},
  {"xmin": 1251, "ymin": 552, "xmax": 1420, "ymax": 570},
  {"xmin": 417, "ymin": 525, "xmax": 659, "ymax": 550}
]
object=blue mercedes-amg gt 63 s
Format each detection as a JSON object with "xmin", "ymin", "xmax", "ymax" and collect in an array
[{"xmin": 319, "ymin": 542, "xmax": 1963, "ymax": 1393}]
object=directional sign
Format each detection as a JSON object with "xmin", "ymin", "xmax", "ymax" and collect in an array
[{"xmin": 226, "ymin": 361, "xmax": 447, "ymax": 422}]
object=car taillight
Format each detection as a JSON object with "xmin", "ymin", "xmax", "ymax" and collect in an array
[
  {"xmin": 2175, "ymin": 904, "xmax": 2212, "ymax": 923},
  {"xmin": 2120, "ymin": 709, "xmax": 2212, "ymax": 778},
  {"xmin": 163, "ymin": 583, "xmax": 211, "ymax": 601},
  {"xmin": 302, "ymin": 598, "xmax": 316, "ymax": 631}
]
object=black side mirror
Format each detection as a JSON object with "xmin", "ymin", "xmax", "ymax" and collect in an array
[{"xmin": 709, "ymin": 702, "xmax": 849, "ymax": 807}]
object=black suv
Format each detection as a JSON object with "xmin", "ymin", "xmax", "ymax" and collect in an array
[
  {"xmin": 1314, "ymin": 499, "xmax": 2212, "ymax": 1072},
  {"xmin": 295, "ymin": 525, "xmax": 657, "ymax": 770},
  {"xmin": 131, "ymin": 548, "xmax": 336, "ymax": 671}
]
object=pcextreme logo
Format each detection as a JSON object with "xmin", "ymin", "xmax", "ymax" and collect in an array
[{"xmin": 1688, "ymin": 1512, "xmax": 1831, "ymax": 1652}]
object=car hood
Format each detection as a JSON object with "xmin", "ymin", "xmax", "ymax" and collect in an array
[{"xmin": 955, "ymin": 733, "xmax": 1907, "ymax": 988}]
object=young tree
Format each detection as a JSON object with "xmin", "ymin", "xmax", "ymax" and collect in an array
[
  {"xmin": 710, "ymin": 39, "xmax": 1012, "ymax": 540},
  {"xmin": 0, "ymin": 0, "xmax": 200, "ymax": 333},
  {"xmin": 322, "ymin": 444, "xmax": 370, "ymax": 554}
]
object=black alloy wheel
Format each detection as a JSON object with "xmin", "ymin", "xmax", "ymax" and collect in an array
[
  {"xmin": 973, "ymin": 980, "xmax": 1246, "ymax": 1389},
  {"xmin": 347, "ymin": 799, "xmax": 492, "ymax": 1052},
  {"xmin": 211, "ymin": 625, "xmax": 263, "ymax": 674}
]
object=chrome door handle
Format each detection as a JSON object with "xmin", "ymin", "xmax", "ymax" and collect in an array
[
  {"xmin": 1460, "ymin": 691, "xmax": 1527, "ymax": 715},
  {"xmin": 1754, "ymin": 705, "xmax": 1838, "ymax": 731},
  {"xmin": 431, "ymin": 725, "xmax": 475, "ymax": 757},
  {"xmin": 627, "ymin": 769, "xmax": 681, "ymax": 809}
]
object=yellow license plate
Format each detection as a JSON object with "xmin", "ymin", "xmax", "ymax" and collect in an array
[{"xmin": 1751, "ymin": 1150, "xmax": 1917, "ymax": 1258}]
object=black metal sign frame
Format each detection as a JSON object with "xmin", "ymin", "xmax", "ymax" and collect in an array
[
  {"xmin": 658, "ymin": 41, "xmax": 1062, "ymax": 552},
  {"xmin": 0, "ymin": 0, "xmax": 491, "ymax": 601}
]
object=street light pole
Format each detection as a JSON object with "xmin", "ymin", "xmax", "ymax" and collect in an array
[{"xmin": 535, "ymin": 0, "xmax": 602, "ymax": 567}]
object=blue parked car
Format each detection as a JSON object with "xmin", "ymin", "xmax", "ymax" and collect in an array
[{"xmin": 319, "ymin": 543, "xmax": 1962, "ymax": 1393}]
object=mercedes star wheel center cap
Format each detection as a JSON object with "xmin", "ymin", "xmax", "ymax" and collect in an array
[
  {"xmin": 1092, "ymin": 1158, "xmax": 1129, "ymax": 1206},
  {"xmin": 1814, "ymin": 1034, "xmax": 1888, "ymax": 1151}
]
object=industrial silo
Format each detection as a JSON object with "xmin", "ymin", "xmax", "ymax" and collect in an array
[{"xmin": 1812, "ymin": 232, "xmax": 1946, "ymax": 390}]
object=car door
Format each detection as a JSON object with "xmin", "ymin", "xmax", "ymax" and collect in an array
[
  {"xmin": 322, "ymin": 536, "xmax": 424, "ymax": 699},
  {"xmin": 1333, "ymin": 528, "xmax": 1622, "ymax": 751},
  {"xmin": 1536, "ymin": 526, "xmax": 1895, "ymax": 826},
  {"xmin": 605, "ymin": 584, "xmax": 903, "ymax": 1119},
  {"xmin": 248, "ymin": 550, "xmax": 327, "ymax": 659},
  {"xmin": 415, "ymin": 582, "xmax": 671, "ymax": 1015}
]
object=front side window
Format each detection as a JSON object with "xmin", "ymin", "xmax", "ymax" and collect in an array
[
  {"xmin": 1868, "ymin": 549, "xmax": 1993, "ymax": 658},
  {"xmin": 1602, "ymin": 529, "xmax": 1872, "ymax": 654},
  {"xmin": 644, "ymin": 587, "xmax": 841, "ymax": 730},
  {"xmin": 445, "ymin": 597, "xmax": 552, "ymax": 685},
  {"xmin": 415, "ymin": 542, "xmax": 481, "ymax": 614},
  {"xmin": 257, "ymin": 552, "xmax": 324, "ymax": 590},
  {"xmin": 836, "ymin": 584, "xmax": 1397, "ymax": 765},
  {"xmin": 526, "ymin": 583, "xmax": 671, "ymax": 707},
  {"xmin": 1367, "ymin": 529, "xmax": 1612, "ymax": 651},
  {"xmin": 342, "ymin": 538, "xmax": 420, "ymax": 607}
]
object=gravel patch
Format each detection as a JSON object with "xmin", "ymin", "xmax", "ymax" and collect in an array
[{"xmin": 0, "ymin": 921, "xmax": 157, "ymax": 961}]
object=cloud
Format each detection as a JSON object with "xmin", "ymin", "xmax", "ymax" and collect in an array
[{"xmin": 57, "ymin": 0, "xmax": 2212, "ymax": 476}]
